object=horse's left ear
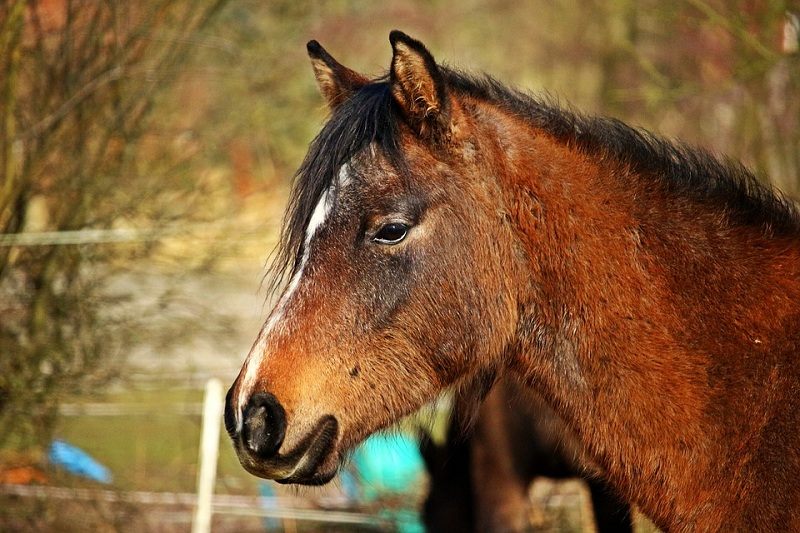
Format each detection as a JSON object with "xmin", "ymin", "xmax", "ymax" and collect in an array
[
  {"xmin": 389, "ymin": 31, "xmax": 451, "ymax": 136},
  {"xmin": 307, "ymin": 40, "xmax": 370, "ymax": 110}
]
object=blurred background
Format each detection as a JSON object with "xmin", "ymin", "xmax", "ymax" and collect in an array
[{"xmin": 0, "ymin": 0, "xmax": 798, "ymax": 531}]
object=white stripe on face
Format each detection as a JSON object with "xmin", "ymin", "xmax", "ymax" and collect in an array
[{"xmin": 235, "ymin": 164, "xmax": 351, "ymax": 431}]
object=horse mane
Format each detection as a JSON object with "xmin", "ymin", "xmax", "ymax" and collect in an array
[
  {"xmin": 268, "ymin": 67, "xmax": 800, "ymax": 294},
  {"xmin": 266, "ymin": 80, "xmax": 407, "ymax": 294},
  {"xmin": 443, "ymin": 68, "xmax": 800, "ymax": 235}
]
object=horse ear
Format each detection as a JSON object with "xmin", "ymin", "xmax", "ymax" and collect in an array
[
  {"xmin": 389, "ymin": 30, "xmax": 450, "ymax": 135},
  {"xmin": 307, "ymin": 40, "xmax": 369, "ymax": 109}
]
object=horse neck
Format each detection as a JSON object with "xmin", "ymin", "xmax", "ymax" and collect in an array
[
  {"xmin": 495, "ymin": 124, "xmax": 681, "ymax": 434},
  {"xmin": 486, "ymin": 113, "xmax": 800, "ymax": 528}
]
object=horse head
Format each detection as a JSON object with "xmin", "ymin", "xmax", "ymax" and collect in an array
[{"xmin": 224, "ymin": 31, "xmax": 518, "ymax": 484}]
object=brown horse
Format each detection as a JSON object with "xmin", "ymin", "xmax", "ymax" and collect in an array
[
  {"xmin": 420, "ymin": 378, "xmax": 633, "ymax": 532},
  {"xmin": 225, "ymin": 31, "xmax": 800, "ymax": 532}
]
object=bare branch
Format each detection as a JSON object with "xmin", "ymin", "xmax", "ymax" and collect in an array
[{"xmin": 18, "ymin": 66, "xmax": 124, "ymax": 141}]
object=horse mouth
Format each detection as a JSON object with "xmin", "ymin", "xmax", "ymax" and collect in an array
[{"xmin": 236, "ymin": 416, "xmax": 340, "ymax": 485}]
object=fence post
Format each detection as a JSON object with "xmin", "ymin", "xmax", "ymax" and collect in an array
[{"xmin": 192, "ymin": 378, "xmax": 224, "ymax": 533}]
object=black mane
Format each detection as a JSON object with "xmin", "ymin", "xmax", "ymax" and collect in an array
[
  {"xmin": 266, "ymin": 81, "xmax": 407, "ymax": 293},
  {"xmin": 444, "ymin": 69, "xmax": 800, "ymax": 235},
  {"xmin": 268, "ymin": 67, "xmax": 800, "ymax": 293}
]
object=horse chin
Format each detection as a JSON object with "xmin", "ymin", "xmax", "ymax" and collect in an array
[{"xmin": 240, "ymin": 415, "xmax": 340, "ymax": 486}]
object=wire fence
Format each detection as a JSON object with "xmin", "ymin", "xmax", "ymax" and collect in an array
[
  {"xmin": 1, "ymin": 386, "xmax": 404, "ymax": 532},
  {"xmin": 0, "ymin": 484, "xmax": 391, "ymax": 527},
  {"xmin": 0, "ymin": 223, "xmax": 277, "ymax": 247}
]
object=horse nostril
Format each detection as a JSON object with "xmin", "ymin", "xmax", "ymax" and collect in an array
[{"xmin": 241, "ymin": 392, "xmax": 287, "ymax": 459}]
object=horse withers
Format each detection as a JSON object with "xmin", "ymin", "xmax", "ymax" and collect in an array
[{"xmin": 225, "ymin": 31, "xmax": 800, "ymax": 531}]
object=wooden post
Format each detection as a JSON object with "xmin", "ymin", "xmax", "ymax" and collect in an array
[{"xmin": 192, "ymin": 378, "xmax": 224, "ymax": 533}]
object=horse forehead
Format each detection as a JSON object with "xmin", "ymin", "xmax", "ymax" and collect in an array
[
  {"xmin": 305, "ymin": 167, "xmax": 349, "ymax": 239},
  {"xmin": 336, "ymin": 162, "xmax": 354, "ymax": 189}
]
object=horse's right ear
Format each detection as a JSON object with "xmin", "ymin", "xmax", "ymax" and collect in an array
[
  {"xmin": 307, "ymin": 40, "xmax": 369, "ymax": 110},
  {"xmin": 389, "ymin": 30, "xmax": 450, "ymax": 137}
]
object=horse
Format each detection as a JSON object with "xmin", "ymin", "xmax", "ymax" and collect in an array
[
  {"xmin": 224, "ymin": 31, "xmax": 800, "ymax": 532},
  {"xmin": 420, "ymin": 378, "xmax": 633, "ymax": 532}
]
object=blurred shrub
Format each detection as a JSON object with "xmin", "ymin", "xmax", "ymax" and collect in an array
[{"xmin": 0, "ymin": 0, "xmax": 227, "ymax": 454}]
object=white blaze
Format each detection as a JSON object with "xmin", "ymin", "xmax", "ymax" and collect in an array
[{"xmin": 235, "ymin": 164, "xmax": 351, "ymax": 430}]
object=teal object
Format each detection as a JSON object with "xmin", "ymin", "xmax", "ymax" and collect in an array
[
  {"xmin": 352, "ymin": 434, "xmax": 425, "ymax": 533},
  {"xmin": 380, "ymin": 507, "xmax": 425, "ymax": 533},
  {"xmin": 352, "ymin": 433, "xmax": 424, "ymax": 499}
]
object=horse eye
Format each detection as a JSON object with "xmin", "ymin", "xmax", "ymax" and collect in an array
[{"xmin": 373, "ymin": 222, "xmax": 409, "ymax": 244}]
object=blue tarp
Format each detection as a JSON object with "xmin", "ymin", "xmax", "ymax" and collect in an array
[{"xmin": 48, "ymin": 439, "xmax": 112, "ymax": 484}]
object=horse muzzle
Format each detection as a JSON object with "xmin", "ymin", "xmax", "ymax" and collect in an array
[{"xmin": 224, "ymin": 388, "xmax": 340, "ymax": 485}]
